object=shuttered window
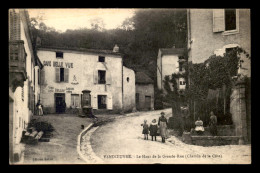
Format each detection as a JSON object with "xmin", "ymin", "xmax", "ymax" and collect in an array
[
  {"xmin": 56, "ymin": 68, "xmax": 69, "ymax": 83},
  {"xmin": 55, "ymin": 68, "xmax": 60, "ymax": 82},
  {"xmin": 64, "ymin": 68, "xmax": 69, "ymax": 82},
  {"xmin": 213, "ymin": 9, "xmax": 225, "ymax": 32}
]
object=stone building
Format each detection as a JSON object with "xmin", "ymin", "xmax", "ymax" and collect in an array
[
  {"xmin": 186, "ymin": 9, "xmax": 251, "ymax": 143},
  {"xmin": 157, "ymin": 47, "xmax": 186, "ymax": 93},
  {"xmin": 187, "ymin": 9, "xmax": 250, "ymax": 77},
  {"xmin": 9, "ymin": 9, "xmax": 43, "ymax": 163},
  {"xmin": 37, "ymin": 45, "xmax": 135, "ymax": 114},
  {"xmin": 135, "ymin": 71, "xmax": 154, "ymax": 111}
]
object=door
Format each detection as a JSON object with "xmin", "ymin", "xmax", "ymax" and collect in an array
[
  {"xmin": 145, "ymin": 96, "xmax": 151, "ymax": 110},
  {"xmin": 55, "ymin": 93, "xmax": 65, "ymax": 113}
]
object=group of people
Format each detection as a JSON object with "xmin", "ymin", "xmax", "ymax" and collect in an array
[
  {"xmin": 194, "ymin": 111, "xmax": 218, "ymax": 136},
  {"xmin": 142, "ymin": 111, "xmax": 218, "ymax": 143},
  {"xmin": 141, "ymin": 112, "xmax": 168, "ymax": 143}
]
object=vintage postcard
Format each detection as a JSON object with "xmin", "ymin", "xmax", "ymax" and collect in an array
[{"xmin": 9, "ymin": 8, "xmax": 251, "ymax": 164}]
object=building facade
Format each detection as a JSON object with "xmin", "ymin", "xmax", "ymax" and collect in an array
[
  {"xmin": 157, "ymin": 47, "xmax": 186, "ymax": 93},
  {"xmin": 9, "ymin": 9, "xmax": 42, "ymax": 163},
  {"xmin": 187, "ymin": 9, "xmax": 250, "ymax": 77},
  {"xmin": 135, "ymin": 71, "xmax": 154, "ymax": 111},
  {"xmin": 187, "ymin": 9, "xmax": 251, "ymax": 143},
  {"xmin": 37, "ymin": 46, "xmax": 135, "ymax": 114}
]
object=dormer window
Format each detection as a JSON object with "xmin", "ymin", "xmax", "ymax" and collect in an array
[
  {"xmin": 56, "ymin": 52, "xmax": 63, "ymax": 59},
  {"xmin": 99, "ymin": 56, "xmax": 105, "ymax": 62}
]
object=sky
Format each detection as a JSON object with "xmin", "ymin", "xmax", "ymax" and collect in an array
[{"xmin": 28, "ymin": 9, "xmax": 136, "ymax": 32}]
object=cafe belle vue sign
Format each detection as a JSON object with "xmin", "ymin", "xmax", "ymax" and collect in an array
[{"xmin": 43, "ymin": 61, "xmax": 73, "ymax": 68}]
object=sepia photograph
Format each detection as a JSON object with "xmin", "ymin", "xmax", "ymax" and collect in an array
[{"xmin": 8, "ymin": 8, "xmax": 251, "ymax": 164}]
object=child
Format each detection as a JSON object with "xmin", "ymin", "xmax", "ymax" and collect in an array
[
  {"xmin": 141, "ymin": 120, "xmax": 149, "ymax": 140},
  {"xmin": 149, "ymin": 119, "xmax": 158, "ymax": 141}
]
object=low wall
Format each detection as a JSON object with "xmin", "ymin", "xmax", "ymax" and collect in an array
[
  {"xmin": 182, "ymin": 132, "xmax": 241, "ymax": 146},
  {"xmin": 191, "ymin": 136, "xmax": 240, "ymax": 146}
]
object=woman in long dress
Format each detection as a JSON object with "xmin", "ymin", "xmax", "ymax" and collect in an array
[{"xmin": 158, "ymin": 112, "xmax": 168, "ymax": 143}]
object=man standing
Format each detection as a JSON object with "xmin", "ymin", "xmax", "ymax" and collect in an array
[{"xmin": 209, "ymin": 111, "xmax": 217, "ymax": 136}]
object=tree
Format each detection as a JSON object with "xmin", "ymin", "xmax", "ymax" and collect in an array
[{"xmin": 89, "ymin": 17, "xmax": 106, "ymax": 31}]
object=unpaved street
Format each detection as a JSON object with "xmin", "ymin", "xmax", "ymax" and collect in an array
[{"xmin": 87, "ymin": 109, "xmax": 251, "ymax": 164}]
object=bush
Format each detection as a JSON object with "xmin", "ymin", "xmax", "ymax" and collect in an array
[{"xmin": 28, "ymin": 119, "xmax": 55, "ymax": 133}]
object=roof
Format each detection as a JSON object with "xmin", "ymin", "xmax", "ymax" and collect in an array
[
  {"xmin": 159, "ymin": 48, "xmax": 185, "ymax": 56},
  {"xmin": 135, "ymin": 71, "xmax": 154, "ymax": 84},
  {"xmin": 37, "ymin": 46, "xmax": 123, "ymax": 56}
]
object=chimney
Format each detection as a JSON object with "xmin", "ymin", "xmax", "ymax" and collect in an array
[{"xmin": 113, "ymin": 44, "xmax": 119, "ymax": 53}]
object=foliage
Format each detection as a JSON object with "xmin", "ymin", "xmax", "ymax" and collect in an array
[
  {"xmin": 28, "ymin": 119, "xmax": 55, "ymax": 133},
  {"xmin": 163, "ymin": 47, "xmax": 250, "ymax": 126},
  {"xmin": 29, "ymin": 9, "xmax": 187, "ymax": 84}
]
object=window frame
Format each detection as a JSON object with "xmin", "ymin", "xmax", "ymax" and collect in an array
[
  {"xmin": 222, "ymin": 9, "xmax": 239, "ymax": 35},
  {"xmin": 56, "ymin": 52, "xmax": 64, "ymax": 59}
]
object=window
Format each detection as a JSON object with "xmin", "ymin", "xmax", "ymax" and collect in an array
[
  {"xmin": 98, "ymin": 70, "xmax": 106, "ymax": 84},
  {"xmin": 180, "ymin": 81, "xmax": 186, "ymax": 85},
  {"xmin": 71, "ymin": 94, "xmax": 80, "ymax": 107},
  {"xmin": 127, "ymin": 77, "xmax": 129, "ymax": 82},
  {"xmin": 98, "ymin": 95, "xmax": 107, "ymax": 109},
  {"xmin": 98, "ymin": 56, "xmax": 105, "ymax": 62},
  {"xmin": 60, "ymin": 68, "xmax": 64, "ymax": 82},
  {"xmin": 56, "ymin": 68, "xmax": 69, "ymax": 82},
  {"xmin": 225, "ymin": 9, "xmax": 236, "ymax": 31},
  {"xmin": 213, "ymin": 9, "xmax": 238, "ymax": 34},
  {"xmin": 56, "ymin": 52, "xmax": 63, "ymax": 58}
]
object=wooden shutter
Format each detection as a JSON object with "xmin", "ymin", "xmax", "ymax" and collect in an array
[
  {"xmin": 55, "ymin": 68, "xmax": 60, "ymax": 82},
  {"xmin": 93, "ymin": 70, "xmax": 98, "ymax": 84},
  {"xmin": 9, "ymin": 10, "xmax": 20, "ymax": 40},
  {"xmin": 106, "ymin": 70, "xmax": 111, "ymax": 85},
  {"xmin": 64, "ymin": 68, "xmax": 69, "ymax": 82},
  {"xmin": 107, "ymin": 94, "xmax": 113, "ymax": 110},
  {"xmin": 41, "ymin": 69, "xmax": 45, "ymax": 85},
  {"xmin": 213, "ymin": 9, "xmax": 225, "ymax": 32},
  {"xmin": 92, "ymin": 94, "xmax": 97, "ymax": 109}
]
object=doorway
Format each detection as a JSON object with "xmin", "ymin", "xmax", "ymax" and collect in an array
[
  {"xmin": 55, "ymin": 93, "xmax": 65, "ymax": 113},
  {"xmin": 145, "ymin": 96, "xmax": 151, "ymax": 110},
  {"xmin": 98, "ymin": 95, "xmax": 107, "ymax": 109}
]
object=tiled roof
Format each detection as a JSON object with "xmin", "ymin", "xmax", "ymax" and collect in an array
[
  {"xmin": 37, "ymin": 46, "xmax": 123, "ymax": 56},
  {"xmin": 135, "ymin": 71, "xmax": 154, "ymax": 84},
  {"xmin": 159, "ymin": 48, "xmax": 185, "ymax": 56}
]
